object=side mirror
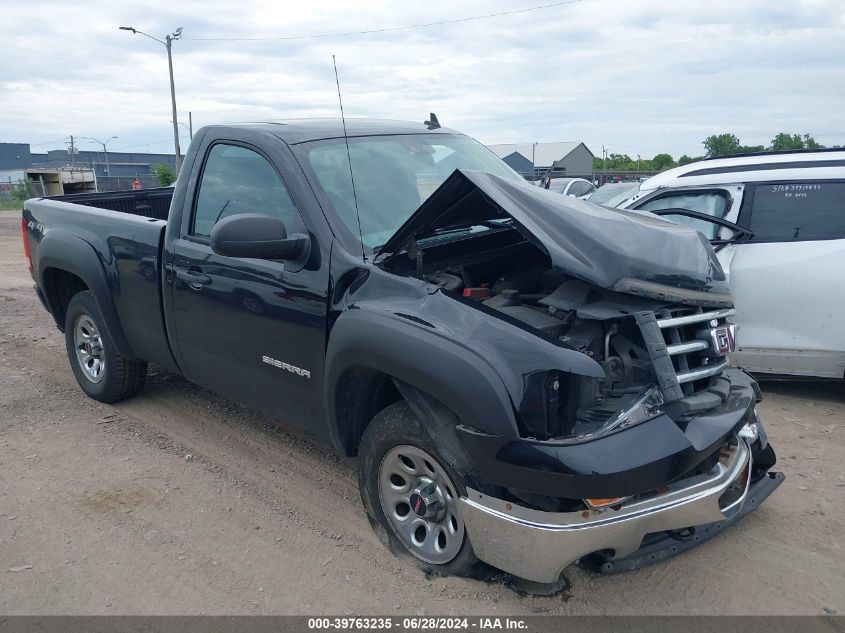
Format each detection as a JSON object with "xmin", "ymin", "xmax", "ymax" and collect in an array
[{"xmin": 210, "ymin": 213, "xmax": 309, "ymax": 261}]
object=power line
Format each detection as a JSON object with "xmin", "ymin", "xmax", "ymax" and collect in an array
[
  {"xmin": 111, "ymin": 138, "xmax": 174, "ymax": 151},
  {"xmin": 29, "ymin": 137, "xmax": 70, "ymax": 147},
  {"xmin": 188, "ymin": 0, "xmax": 586, "ymax": 42}
]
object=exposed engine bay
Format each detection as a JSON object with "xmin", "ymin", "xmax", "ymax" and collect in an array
[{"xmin": 394, "ymin": 236, "xmax": 670, "ymax": 443}]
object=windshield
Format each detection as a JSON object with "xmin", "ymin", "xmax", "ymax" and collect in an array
[
  {"xmin": 590, "ymin": 182, "xmax": 640, "ymax": 207},
  {"xmin": 298, "ymin": 133, "xmax": 521, "ymax": 250}
]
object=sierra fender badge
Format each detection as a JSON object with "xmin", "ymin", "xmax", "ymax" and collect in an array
[
  {"xmin": 710, "ymin": 324, "xmax": 737, "ymax": 356},
  {"xmin": 262, "ymin": 355, "xmax": 311, "ymax": 379}
]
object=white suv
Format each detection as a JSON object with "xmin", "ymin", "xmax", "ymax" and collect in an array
[{"xmin": 616, "ymin": 149, "xmax": 845, "ymax": 379}]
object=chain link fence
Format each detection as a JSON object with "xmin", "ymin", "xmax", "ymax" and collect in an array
[
  {"xmin": 95, "ymin": 174, "xmax": 159, "ymax": 192},
  {"xmin": 515, "ymin": 170, "xmax": 660, "ymax": 185},
  {"xmin": 0, "ymin": 174, "xmax": 163, "ymax": 204},
  {"xmin": 0, "ymin": 177, "xmax": 47, "ymax": 204}
]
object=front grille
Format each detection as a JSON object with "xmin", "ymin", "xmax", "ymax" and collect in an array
[{"xmin": 635, "ymin": 307, "xmax": 734, "ymax": 401}]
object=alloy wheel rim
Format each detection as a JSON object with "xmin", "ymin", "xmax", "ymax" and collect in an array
[
  {"xmin": 73, "ymin": 314, "xmax": 106, "ymax": 383},
  {"xmin": 377, "ymin": 445, "xmax": 465, "ymax": 564}
]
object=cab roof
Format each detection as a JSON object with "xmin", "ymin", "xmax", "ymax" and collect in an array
[{"xmin": 211, "ymin": 118, "xmax": 460, "ymax": 145}]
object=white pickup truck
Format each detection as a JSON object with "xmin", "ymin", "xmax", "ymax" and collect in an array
[{"xmin": 616, "ymin": 149, "xmax": 845, "ymax": 379}]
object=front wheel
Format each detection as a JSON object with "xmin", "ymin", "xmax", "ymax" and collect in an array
[
  {"xmin": 64, "ymin": 291, "xmax": 147, "ymax": 403},
  {"xmin": 357, "ymin": 401, "xmax": 479, "ymax": 577}
]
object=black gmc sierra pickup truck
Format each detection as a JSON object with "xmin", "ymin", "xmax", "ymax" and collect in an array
[{"xmin": 22, "ymin": 119, "xmax": 782, "ymax": 587}]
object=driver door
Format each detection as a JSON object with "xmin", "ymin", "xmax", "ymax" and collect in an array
[{"xmin": 168, "ymin": 139, "xmax": 329, "ymax": 427}]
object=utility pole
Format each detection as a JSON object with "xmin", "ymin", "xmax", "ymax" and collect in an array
[
  {"xmin": 188, "ymin": 111, "xmax": 193, "ymax": 140},
  {"xmin": 120, "ymin": 25, "xmax": 183, "ymax": 173},
  {"xmin": 104, "ymin": 141, "xmax": 112, "ymax": 176},
  {"xmin": 602, "ymin": 145, "xmax": 607, "ymax": 183},
  {"xmin": 165, "ymin": 33, "xmax": 182, "ymax": 172},
  {"xmin": 69, "ymin": 135, "xmax": 76, "ymax": 167}
]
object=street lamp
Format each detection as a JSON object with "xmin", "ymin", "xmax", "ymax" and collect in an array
[
  {"xmin": 82, "ymin": 136, "xmax": 118, "ymax": 175},
  {"xmin": 119, "ymin": 25, "xmax": 184, "ymax": 173}
]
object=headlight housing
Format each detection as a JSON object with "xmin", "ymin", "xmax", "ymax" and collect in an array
[
  {"xmin": 578, "ymin": 385, "xmax": 664, "ymax": 441},
  {"xmin": 518, "ymin": 371, "xmax": 665, "ymax": 442}
]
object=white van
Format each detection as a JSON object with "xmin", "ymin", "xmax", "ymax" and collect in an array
[{"xmin": 616, "ymin": 149, "xmax": 845, "ymax": 379}]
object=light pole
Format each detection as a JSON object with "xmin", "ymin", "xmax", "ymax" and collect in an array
[
  {"xmin": 119, "ymin": 25, "xmax": 184, "ymax": 173},
  {"xmin": 82, "ymin": 136, "xmax": 118, "ymax": 175}
]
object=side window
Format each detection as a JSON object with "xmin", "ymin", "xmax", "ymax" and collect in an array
[
  {"xmin": 193, "ymin": 144, "xmax": 299, "ymax": 237},
  {"xmin": 568, "ymin": 182, "xmax": 589, "ymax": 197},
  {"xmin": 573, "ymin": 182, "xmax": 596, "ymax": 197},
  {"xmin": 746, "ymin": 181, "xmax": 845, "ymax": 242},
  {"xmin": 636, "ymin": 191, "xmax": 729, "ymax": 239}
]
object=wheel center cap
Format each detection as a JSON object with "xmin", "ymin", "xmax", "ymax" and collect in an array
[
  {"xmin": 409, "ymin": 492, "xmax": 427, "ymax": 517},
  {"xmin": 409, "ymin": 477, "xmax": 445, "ymax": 520}
]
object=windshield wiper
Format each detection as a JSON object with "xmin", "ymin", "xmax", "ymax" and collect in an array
[
  {"xmin": 648, "ymin": 208, "xmax": 754, "ymax": 251},
  {"xmin": 427, "ymin": 218, "xmax": 512, "ymax": 237}
]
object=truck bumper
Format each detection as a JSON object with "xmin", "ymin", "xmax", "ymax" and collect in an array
[{"xmin": 458, "ymin": 433, "xmax": 782, "ymax": 583}]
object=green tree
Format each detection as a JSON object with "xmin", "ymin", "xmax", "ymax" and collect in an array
[
  {"xmin": 606, "ymin": 153, "xmax": 633, "ymax": 170},
  {"xmin": 593, "ymin": 153, "xmax": 634, "ymax": 171},
  {"xmin": 677, "ymin": 154, "xmax": 697, "ymax": 166},
  {"xmin": 651, "ymin": 153, "xmax": 674, "ymax": 171},
  {"xmin": 152, "ymin": 163, "xmax": 177, "ymax": 187},
  {"xmin": 803, "ymin": 134, "xmax": 824, "ymax": 149},
  {"xmin": 703, "ymin": 133, "xmax": 741, "ymax": 158},
  {"xmin": 770, "ymin": 133, "xmax": 804, "ymax": 151}
]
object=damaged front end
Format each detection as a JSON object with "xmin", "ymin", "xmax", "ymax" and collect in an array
[
  {"xmin": 375, "ymin": 169, "xmax": 747, "ymax": 447},
  {"xmin": 365, "ymin": 169, "xmax": 782, "ymax": 581}
]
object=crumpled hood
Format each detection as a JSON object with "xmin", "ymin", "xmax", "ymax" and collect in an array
[{"xmin": 378, "ymin": 170, "xmax": 731, "ymax": 305}]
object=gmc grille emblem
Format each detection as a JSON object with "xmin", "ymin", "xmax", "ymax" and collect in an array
[{"xmin": 710, "ymin": 324, "xmax": 737, "ymax": 356}]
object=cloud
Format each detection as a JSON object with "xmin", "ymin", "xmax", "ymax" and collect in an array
[{"xmin": 1, "ymin": 0, "xmax": 843, "ymax": 158}]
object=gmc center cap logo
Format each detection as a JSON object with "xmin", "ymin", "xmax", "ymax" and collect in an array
[
  {"xmin": 409, "ymin": 492, "xmax": 427, "ymax": 517},
  {"xmin": 710, "ymin": 323, "xmax": 737, "ymax": 356}
]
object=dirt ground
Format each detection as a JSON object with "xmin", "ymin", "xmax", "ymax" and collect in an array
[{"xmin": 0, "ymin": 211, "xmax": 842, "ymax": 615}]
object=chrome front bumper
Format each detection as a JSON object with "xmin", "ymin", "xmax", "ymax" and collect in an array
[{"xmin": 459, "ymin": 438, "xmax": 758, "ymax": 583}]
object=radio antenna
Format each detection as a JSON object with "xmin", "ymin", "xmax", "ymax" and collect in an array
[{"xmin": 332, "ymin": 55, "xmax": 365, "ymax": 260}]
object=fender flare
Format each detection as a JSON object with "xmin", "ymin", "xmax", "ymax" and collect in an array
[
  {"xmin": 325, "ymin": 309, "xmax": 520, "ymax": 452},
  {"xmin": 37, "ymin": 230, "xmax": 138, "ymax": 360}
]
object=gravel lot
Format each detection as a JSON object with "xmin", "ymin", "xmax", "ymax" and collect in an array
[{"xmin": 0, "ymin": 211, "xmax": 842, "ymax": 615}]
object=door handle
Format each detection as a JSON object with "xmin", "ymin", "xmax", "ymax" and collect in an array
[{"xmin": 176, "ymin": 268, "xmax": 212, "ymax": 290}]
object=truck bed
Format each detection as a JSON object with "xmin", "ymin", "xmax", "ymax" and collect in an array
[
  {"xmin": 52, "ymin": 187, "xmax": 173, "ymax": 221},
  {"xmin": 23, "ymin": 193, "xmax": 176, "ymax": 371}
]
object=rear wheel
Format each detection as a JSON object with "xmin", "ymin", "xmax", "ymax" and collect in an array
[
  {"xmin": 358, "ymin": 401, "xmax": 479, "ymax": 577},
  {"xmin": 64, "ymin": 291, "xmax": 147, "ymax": 403}
]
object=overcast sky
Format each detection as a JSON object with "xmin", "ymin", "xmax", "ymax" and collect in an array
[{"xmin": 1, "ymin": 0, "xmax": 843, "ymax": 159}]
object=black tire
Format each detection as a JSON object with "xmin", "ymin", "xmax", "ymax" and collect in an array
[
  {"xmin": 357, "ymin": 400, "xmax": 480, "ymax": 578},
  {"xmin": 64, "ymin": 291, "xmax": 147, "ymax": 403}
]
